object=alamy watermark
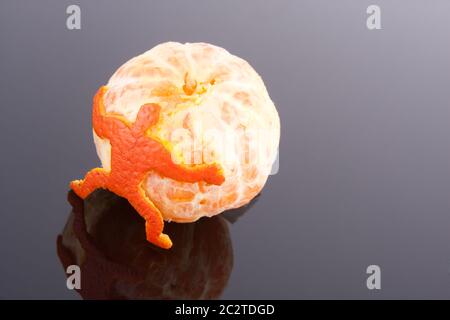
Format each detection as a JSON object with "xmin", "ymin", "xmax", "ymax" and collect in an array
[
  {"xmin": 168, "ymin": 126, "xmax": 279, "ymax": 175},
  {"xmin": 66, "ymin": 265, "xmax": 81, "ymax": 290},
  {"xmin": 367, "ymin": 5, "xmax": 381, "ymax": 30},
  {"xmin": 66, "ymin": 5, "xmax": 81, "ymax": 30},
  {"xmin": 366, "ymin": 265, "xmax": 381, "ymax": 290}
]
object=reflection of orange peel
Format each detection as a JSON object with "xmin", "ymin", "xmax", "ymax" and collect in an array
[{"xmin": 70, "ymin": 86, "xmax": 225, "ymax": 249}]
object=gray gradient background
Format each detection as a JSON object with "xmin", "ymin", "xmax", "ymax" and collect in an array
[{"xmin": 1, "ymin": 0, "xmax": 450, "ymax": 299}]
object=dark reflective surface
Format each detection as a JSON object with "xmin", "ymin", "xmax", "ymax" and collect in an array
[
  {"xmin": 57, "ymin": 190, "xmax": 238, "ymax": 299},
  {"xmin": 2, "ymin": 1, "xmax": 450, "ymax": 299}
]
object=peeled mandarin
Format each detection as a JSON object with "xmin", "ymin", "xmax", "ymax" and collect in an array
[{"xmin": 95, "ymin": 42, "xmax": 280, "ymax": 222}]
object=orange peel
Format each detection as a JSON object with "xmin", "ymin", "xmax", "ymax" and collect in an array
[{"xmin": 70, "ymin": 86, "xmax": 225, "ymax": 249}]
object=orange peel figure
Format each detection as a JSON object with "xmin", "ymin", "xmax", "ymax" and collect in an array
[{"xmin": 70, "ymin": 86, "xmax": 225, "ymax": 249}]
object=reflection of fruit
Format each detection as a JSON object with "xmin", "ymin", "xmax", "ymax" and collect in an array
[
  {"xmin": 95, "ymin": 42, "xmax": 280, "ymax": 223},
  {"xmin": 57, "ymin": 190, "xmax": 233, "ymax": 299}
]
